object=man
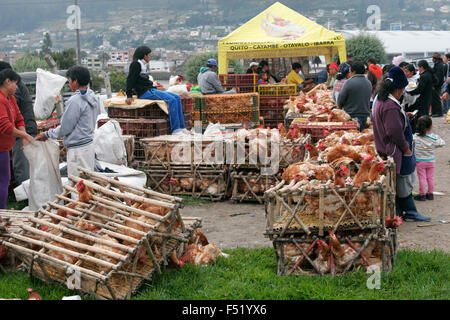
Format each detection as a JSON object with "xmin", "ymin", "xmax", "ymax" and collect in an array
[
  {"xmin": 257, "ymin": 61, "xmax": 279, "ymax": 84},
  {"xmin": 431, "ymin": 53, "xmax": 445, "ymax": 117},
  {"xmin": 367, "ymin": 57, "xmax": 383, "ymax": 80},
  {"xmin": 197, "ymin": 58, "xmax": 232, "ymax": 95},
  {"xmin": 36, "ymin": 66, "xmax": 99, "ymax": 178},
  {"xmin": 246, "ymin": 62, "xmax": 259, "ymax": 74},
  {"xmin": 287, "ymin": 62, "xmax": 314, "ymax": 87},
  {"xmin": 442, "ymin": 53, "xmax": 450, "ymax": 114},
  {"xmin": 337, "ymin": 60, "xmax": 372, "ymax": 131},
  {"xmin": 317, "ymin": 65, "xmax": 329, "ymax": 84},
  {"xmin": 0, "ymin": 61, "xmax": 37, "ymax": 186}
]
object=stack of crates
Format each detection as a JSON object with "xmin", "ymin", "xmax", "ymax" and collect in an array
[
  {"xmin": 258, "ymin": 84, "xmax": 297, "ymax": 128},
  {"xmin": 219, "ymin": 74, "xmax": 258, "ymax": 93}
]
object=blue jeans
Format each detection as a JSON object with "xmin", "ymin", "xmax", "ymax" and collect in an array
[{"xmin": 140, "ymin": 89, "xmax": 186, "ymax": 133}]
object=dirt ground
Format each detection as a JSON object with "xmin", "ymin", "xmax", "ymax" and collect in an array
[{"xmin": 180, "ymin": 119, "xmax": 450, "ymax": 253}]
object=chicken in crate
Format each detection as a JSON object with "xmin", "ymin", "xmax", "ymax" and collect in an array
[
  {"xmin": 0, "ymin": 168, "xmax": 202, "ymax": 300},
  {"xmin": 273, "ymin": 228, "xmax": 398, "ymax": 276},
  {"xmin": 230, "ymin": 171, "xmax": 282, "ymax": 204},
  {"xmin": 145, "ymin": 164, "xmax": 229, "ymax": 201}
]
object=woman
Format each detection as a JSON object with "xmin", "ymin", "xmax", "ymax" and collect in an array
[
  {"xmin": 0, "ymin": 69, "xmax": 33, "ymax": 209},
  {"xmin": 126, "ymin": 46, "xmax": 185, "ymax": 133},
  {"xmin": 332, "ymin": 62, "xmax": 351, "ymax": 102},
  {"xmin": 372, "ymin": 66, "xmax": 430, "ymax": 222},
  {"xmin": 404, "ymin": 64, "xmax": 419, "ymax": 83}
]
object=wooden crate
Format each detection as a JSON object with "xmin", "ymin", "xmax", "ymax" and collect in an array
[
  {"xmin": 0, "ymin": 169, "xmax": 202, "ymax": 300},
  {"xmin": 107, "ymin": 104, "xmax": 168, "ymax": 120},
  {"xmin": 230, "ymin": 170, "xmax": 282, "ymax": 204},
  {"xmin": 122, "ymin": 135, "xmax": 135, "ymax": 164},
  {"xmin": 98, "ymin": 119, "xmax": 169, "ymax": 139},
  {"xmin": 264, "ymin": 161, "xmax": 396, "ymax": 238},
  {"xmin": 145, "ymin": 164, "xmax": 229, "ymax": 201},
  {"xmin": 273, "ymin": 228, "xmax": 397, "ymax": 276},
  {"xmin": 290, "ymin": 121, "xmax": 359, "ymax": 143}
]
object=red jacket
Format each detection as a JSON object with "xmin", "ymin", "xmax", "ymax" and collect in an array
[
  {"xmin": 0, "ymin": 90, "xmax": 25, "ymax": 151},
  {"xmin": 369, "ymin": 64, "xmax": 383, "ymax": 80}
]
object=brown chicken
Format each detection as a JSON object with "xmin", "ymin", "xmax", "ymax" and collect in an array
[
  {"xmin": 328, "ymin": 231, "xmax": 357, "ymax": 269},
  {"xmin": 53, "ymin": 203, "xmax": 78, "ymax": 223},
  {"xmin": 282, "ymin": 162, "xmax": 334, "ymax": 183},
  {"xmin": 305, "ymin": 143, "xmax": 319, "ymax": 160},
  {"xmin": 369, "ymin": 161, "xmax": 385, "ymax": 183},
  {"xmin": 76, "ymin": 180, "xmax": 94, "ymax": 204},
  {"xmin": 93, "ymin": 235, "xmax": 124, "ymax": 272},
  {"xmin": 47, "ymin": 241, "xmax": 78, "ymax": 264},
  {"xmin": 328, "ymin": 109, "xmax": 351, "ymax": 122},
  {"xmin": 180, "ymin": 242, "xmax": 228, "ymax": 266},
  {"xmin": 325, "ymin": 145, "xmax": 363, "ymax": 163},
  {"xmin": 27, "ymin": 288, "xmax": 42, "ymax": 300},
  {"xmin": 74, "ymin": 218, "xmax": 99, "ymax": 232},
  {"xmin": 313, "ymin": 240, "xmax": 331, "ymax": 274},
  {"xmin": 353, "ymin": 156, "xmax": 374, "ymax": 188},
  {"xmin": 334, "ymin": 165, "xmax": 350, "ymax": 188}
]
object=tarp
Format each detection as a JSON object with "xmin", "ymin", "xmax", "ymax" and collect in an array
[{"xmin": 218, "ymin": 2, "xmax": 347, "ymax": 74}]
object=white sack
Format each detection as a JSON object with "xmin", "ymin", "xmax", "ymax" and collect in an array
[
  {"xmin": 33, "ymin": 68, "xmax": 67, "ymax": 120},
  {"xmin": 94, "ymin": 119, "xmax": 127, "ymax": 165},
  {"xmin": 23, "ymin": 140, "xmax": 63, "ymax": 211}
]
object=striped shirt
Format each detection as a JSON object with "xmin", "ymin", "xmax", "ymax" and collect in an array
[{"xmin": 413, "ymin": 133, "xmax": 445, "ymax": 162}]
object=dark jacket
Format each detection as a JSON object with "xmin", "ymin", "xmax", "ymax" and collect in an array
[
  {"xmin": 337, "ymin": 74, "xmax": 372, "ymax": 117},
  {"xmin": 408, "ymin": 69, "xmax": 433, "ymax": 114},
  {"xmin": 14, "ymin": 80, "xmax": 37, "ymax": 136},
  {"xmin": 126, "ymin": 61, "xmax": 154, "ymax": 99},
  {"xmin": 372, "ymin": 97, "xmax": 411, "ymax": 174},
  {"xmin": 433, "ymin": 60, "xmax": 446, "ymax": 88}
]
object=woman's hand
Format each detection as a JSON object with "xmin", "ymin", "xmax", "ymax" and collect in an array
[
  {"xmin": 35, "ymin": 132, "xmax": 48, "ymax": 142},
  {"xmin": 22, "ymin": 133, "xmax": 34, "ymax": 148},
  {"xmin": 125, "ymin": 97, "xmax": 134, "ymax": 105}
]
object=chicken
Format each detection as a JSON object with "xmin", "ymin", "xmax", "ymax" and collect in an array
[
  {"xmin": 305, "ymin": 143, "xmax": 319, "ymax": 160},
  {"xmin": 180, "ymin": 177, "xmax": 194, "ymax": 191},
  {"xmin": 369, "ymin": 161, "xmax": 385, "ymax": 183},
  {"xmin": 277, "ymin": 123, "xmax": 287, "ymax": 138},
  {"xmin": 282, "ymin": 162, "xmax": 334, "ymax": 184},
  {"xmin": 325, "ymin": 145, "xmax": 363, "ymax": 163},
  {"xmin": 76, "ymin": 180, "xmax": 94, "ymax": 204},
  {"xmin": 54, "ymin": 202, "xmax": 78, "ymax": 223},
  {"xmin": 328, "ymin": 231, "xmax": 357, "ymax": 269},
  {"xmin": 47, "ymin": 241, "xmax": 78, "ymax": 264},
  {"xmin": 353, "ymin": 156, "xmax": 374, "ymax": 188},
  {"xmin": 386, "ymin": 216, "xmax": 403, "ymax": 229},
  {"xmin": 358, "ymin": 131, "xmax": 374, "ymax": 145},
  {"xmin": 93, "ymin": 235, "xmax": 123, "ymax": 271},
  {"xmin": 189, "ymin": 229, "xmax": 209, "ymax": 246},
  {"xmin": 313, "ymin": 240, "xmax": 330, "ymax": 274},
  {"xmin": 27, "ymin": 288, "xmax": 42, "ymax": 300},
  {"xmin": 180, "ymin": 242, "xmax": 228, "ymax": 266},
  {"xmin": 328, "ymin": 109, "xmax": 351, "ymax": 122},
  {"xmin": 74, "ymin": 218, "xmax": 99, "ymax": 232},
  {"xmin": 334, "ymin": 165, "xmax": 350, "ymax": 188}
]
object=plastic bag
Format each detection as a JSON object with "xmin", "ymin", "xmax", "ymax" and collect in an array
[
  {"xmin": 33, "ymin": 68, "xmax": 67, "ymax": 120},
  {"xmin": 189, "ymin": 85, "xmax": 202, "ymax": 94},
  {"xmin": 203, "ymin": 122, "xmax": 224, "ymax": 136},
  {"xmin": 94, "ymin": 119, "xmax": 127, "ymax": 165},
  {"xmin": 23, "ymin": 140, "xmax": 63, "ymax": 211}
]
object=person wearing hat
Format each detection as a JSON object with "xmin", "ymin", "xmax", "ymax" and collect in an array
[
  {"xmin": 246, "ymin": 62, "xmax": 259, "ymax": 74},
  {"xmin": 372, "ymin": 66, "xmax": 431, "ymax": 222},
  {"xmin": 326, "ymin": 62, "xmax": 339, "ymax": 88},
  {"xmin": 337, "ymin": 60, "xmax": 372, "ymax": 131},
  {"xmin": 197, "ymin": 58, "xmax": 236, "ymax": 95},
  {"xmin": 431, "ymin": 53, "xmax": 445, "ymax": 117},
  {"xmin": 257, "ymin": 61, "xmax": 279, "ymax": 84},
  {"xmin": 332, "ymin": 62, "xmax": 350, "ymax": 102}
]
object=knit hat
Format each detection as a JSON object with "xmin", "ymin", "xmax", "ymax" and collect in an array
[
  {"xmin": 329, "ymin": 62, "xmax": 339, "ymax": 71},
  {"xmin": 387, "ymin": 66, "xmax": 408, "ymax": 89},
  {"xmin": 336, "ymin": 62, "xmax": 350, "ymax": 80}
]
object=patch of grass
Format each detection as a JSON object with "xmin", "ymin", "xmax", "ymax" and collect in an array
[
  {"xmin": 6, "ymin": 194, "xmax": 27, "ymax": 211},
  {"xmin": 1, "ymin": 248, "xmax": 448, "ymax": 300},
  {"xmin": 179, "ymin": 195, "xmax": 211, "ymax": 206}
]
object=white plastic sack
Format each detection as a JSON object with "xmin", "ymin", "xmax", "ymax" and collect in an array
[
  {"xmin": 203, "ymin": 122, "xmax": 223, "ymax": 136},
  {"xmin": 94, "ymin": 119, "xmax": 127, "ymax": 165},
  {"xmin": 23, "ymin": 140, "xmax": 63, "ymax": 211},
  {"xmin": 167, "ymin": 84, "xmax": 189, "ymax": 97},
  {"xmin": 33, "ymin": 68, "xmax": 67, "ymax": 120}
]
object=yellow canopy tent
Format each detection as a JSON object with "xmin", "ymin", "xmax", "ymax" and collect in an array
[{"xmin": 218, "ymin": 2, "xmax": 347, "ymax": 74}]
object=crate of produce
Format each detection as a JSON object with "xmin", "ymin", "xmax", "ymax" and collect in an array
[
  {"xmin": 98, "ymin": 119, "xmax": 169, "ymax": 139},
  {"xmin": 258, "ymin": 84, "xmax": 297, "ymax": 97},
  {"xmin": 230, "ymin": 170, "xmax": 282, "ymax": 204},
  {"xmin": 264, "ymin": 160, "xmax": 396, "ymax": 238},
  {"xmin": 219, "ymin": 74, "xmax": 258, "ymax": 88},
  {"xmin": 107, "ymin": 104, "xmax": 168, "ymax": 120},
  {"xmin": 290, "ymin": 121, "xmax": 359, "ymax": 143},
  {"xmin": 272, "ymin": 228, "xmax": 397, "ymax": 276},
  {"xmin": 0, "ymin": 168, "xmax": 202, "ymax": 300},
  {"xmin": 145, "ymin": 164, "xmax": 229, "ymax": 201}
]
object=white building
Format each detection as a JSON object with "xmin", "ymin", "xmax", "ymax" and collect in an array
[{"xmin": 149, "ymin": 60, "xmax": 170, "ymax": 72}]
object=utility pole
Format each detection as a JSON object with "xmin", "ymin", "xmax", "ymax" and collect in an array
[{"xmin": 75, "ymin": 0, "xmax": 81, "ymax": 64}]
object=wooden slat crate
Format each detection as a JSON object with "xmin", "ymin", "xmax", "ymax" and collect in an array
[
  {"xmin": 230, "ymin": 171, "xmax": 282, "ymax": 204},
  {"xmin": 0, "ymin": 168, "xmax": 202, "ymax": 300},
  {"xmin": 98, "ymin": 119, "xmax": 169, "ymax": 139},
  {"xmin": 273, "ymin": 228, "xmax": 397, "ymax": 276},
  {"xmin": 264, "ymin": 161, "xmax": 396, "ymax": 238},
  {"xmin": 290, "ymin": 121, "xmax": 359, "ymax": 143},
  {"xmin": 107, "ymin": 104, "xmax": 168, "ymax": 120},
  {"xmin": 258, "ymin": 84, "xmax": 297, "ymax": 97},
  {"xmin": 144, "ymin": 164, "xmax": 229, "ymax": 201}
]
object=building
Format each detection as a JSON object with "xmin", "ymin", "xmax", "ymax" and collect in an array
[
  {"xmin": 149, "ymin": 60, "xmax": 170, "ymax": 72},
  {"xmin": 109, "ymin": 51, "xmax": 129, "ymax": 62},
  {"xmin": 340, "ymin": 30, "xmax": 450, "ymax": 61},
  {"xmin": 83, "ymin": 55, "xmax": 102, "ymax": 70}
]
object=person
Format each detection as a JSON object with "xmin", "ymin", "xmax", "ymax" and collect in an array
[
  {"xmin": 287, "ymin": 62, "xmax": 314, "ymax": 90},
  {"xmin": 332, "ymin": 61, "xmax": 351, "ymax": 102},
  {"xmin": 317, "ymin": 65, "xmax": 328, "ymax": 84},
  {"xmin": 404, "ymin": 64, "xmax": 419, "ymax": 83},
  {"xmin": 326, "ymin": 62, "xmax": 338, "ymax": 88},
  {"xmin": 431, "ymin": 53, "xmax": 445, "ymax": 117},
  {"xmin": 398, "ymin": 61, "xmax": 409, "ymax": 71},
  {"xmin": 365, "ymin": 63, "xmax": 378, "ymax": 91},
  {"xmin": 258, "ymin": 71, "xmax": 269, "ymax": 86},
  {"xmin": 197, "ymin": 58, "xmax": 237, "ymax": 96},
  {"xmin": 367, "ymin": 57, "xmax": 383, "ymax": 80},
  {"xmin": 372, "ymin": 66, "xmax": 430, "ymax": 222},
  {"xmin": 125, "ymin": 46, "xmax": 185, "ymax": 133},
  {"xmin": 382, "ymin": 64, "xmax": 394, "ymax": 76},
  {"xmin": 246, "ymin": 62, "xmax": 259, "ymax": 74},
  {"xmin": 408, "ymin": 60, "xmax": 434, "ymax": 132},
  {"xmin": 442, "ymin": 53, "xmax": 450, "ymax": 114},
  {"xmin": 413, "ymin": 115, "xmax": 445, "ymax": 201},
  {"xmin": 337, "ymin": 60, "xmax": 372, "ymax": 131},
  {"xmin": 257, "ymin": 61, "xmax": 279, "ymax": 84},
  {"xmin": 0, "ymin": 61, "xmax": 37, "ymax": 186},
  {"xmin": 346, "ymin": 53, "xmax": 353, "ymax": 62},
  {"xmin": 0, "ymin": 69, "xmax": 34, "ymax": 209},
  {"xmin": 36, "ymin": 66, "xmax": 99, "ymax": 179}
]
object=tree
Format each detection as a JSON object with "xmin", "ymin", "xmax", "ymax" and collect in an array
[
  {"xmin": 13, "ymin": 53, "xmax": 48, "ymax": 73},
  {"xmin": 52, "ymin": 49, "xmax": 76, "ymax": 70},
  {"xmin": 109, "ymin": 70, "xmax": 127, "ymax": 92},
  {"xmin": 183, "ymin": 52, "xmax": 243, "ymax": 83},
  {"xmin": 344, "ymin": 34, "xmax": 387, "ymax": 64},
  {"xmin": 41, "ymin": 32, "xmax": 52, "ymax": 56}
]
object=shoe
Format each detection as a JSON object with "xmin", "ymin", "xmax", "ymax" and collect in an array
[
  {"xmin": 414, "ymin": 194, "xmax": 427, "ymax": 201},
  {"xmin": 403, "ymin": 212, "xmax": 431, "ymax": 222},
  {"xmin": 426, "ymin": 193, "xmax": 434, "ymax": 200}
]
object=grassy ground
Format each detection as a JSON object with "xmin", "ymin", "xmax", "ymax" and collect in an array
[{"xmin": 0, "ymin": 248, "xmax": 448, "ymax": 300}]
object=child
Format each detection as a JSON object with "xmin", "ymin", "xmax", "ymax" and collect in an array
[
  {"xmin": 258, "ymin": 71, "xmax": 269, "ymax": 86},
  {"xmin": 36, "ymin": 66, "xmax": 99, "ymax": 178},
  {"xmin": 413, "ymin": 115, "xmax": 445, "ymax": 201}
]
